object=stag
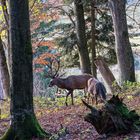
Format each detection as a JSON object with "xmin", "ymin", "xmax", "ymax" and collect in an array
[{"xmin": 46, "ymin": 59, "xmax": 93, "ymax": 106}]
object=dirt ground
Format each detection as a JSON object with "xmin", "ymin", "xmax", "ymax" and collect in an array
[{"xmin": 0, "ymin": 94, "xmax": 140, "ymax": 140}]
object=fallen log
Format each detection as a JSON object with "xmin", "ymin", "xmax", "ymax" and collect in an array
[{"xmin": 82, "ymin": 95, "xmax": 140, "ymax": 136}]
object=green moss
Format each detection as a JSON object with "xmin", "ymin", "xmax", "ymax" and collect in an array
[{"xmin": 0, "ymin": 114, "xmax": 51, "ymax": 140}]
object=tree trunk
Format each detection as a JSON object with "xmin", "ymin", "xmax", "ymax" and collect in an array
[
  {"xmin": 94, "ymin": 57, "xmax": 121, "ymax": 93},
  {"xmin": 74, "ymin": 0, "xmax": 91, "ymax": 74},
  {"xmin": 91, "ymin": 0, "xmax": 97, "ymax": 77},
  {"xmin": 0, "ymin": 0, "xmax": 50, "ymax": 139},
  {"xmin": 0, "ymin": 37, "xmax": 10, "ymax": 98},
  {"xmin": 82, "ymin": 95, "xmax": 140, "ymax": 136},
  {"xmin": 109, "ymin": 0, "xmax": 135, "ymax": 84}
]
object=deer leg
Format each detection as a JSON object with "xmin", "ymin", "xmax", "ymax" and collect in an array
[
  {"xmin": 65, "ymin": 91, "xmax": 71, "ymax": 106},
  {"xmin": 84, "ymin": 87, "xmax": 91, "ymax": 102},
  {"xmin": 71, "ymin": 91, "xmax": 74, "ymax": 105},
  {"xmin": 91, "ymin": 94, "xmax": 94, "ymax": 105},
  {"xmin": 84, "ymin": 87, "xmax": 87, "ymax": 98},
  {"xmin": 95, "ymin": 94, "xmax": 98, "ymax": 105}
]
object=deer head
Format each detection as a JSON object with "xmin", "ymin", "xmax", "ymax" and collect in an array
[{"xmin": 49, "ymin": 77, "xmax": 60, "ymax": 87}]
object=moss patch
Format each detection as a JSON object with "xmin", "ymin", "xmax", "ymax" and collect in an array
[{"xmin": 0, "ymin": 113, "xmax": 51, "ymax": 140}]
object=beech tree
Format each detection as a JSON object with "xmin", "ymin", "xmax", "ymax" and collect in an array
[
  {"xmin": 90, "ymin": 0, "xmax": 97, "ymax": 77},
  {"xmin": 109, "ymin": 0, "xmax": 135, "ymax": 83},
  {"xmin": 74, "ymin": 0, "xmax": 91, "ymax": 74},
  {"xmin": 0, "ymin": 0, "xmax": 50, "ymax": 139}
]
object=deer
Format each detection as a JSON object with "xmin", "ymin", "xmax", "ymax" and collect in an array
[
  {"xmin": 46, "ymin": 58, "xmax": 93, "ymax": 106},
  {"xmin": 87, "ymin": 77, "xmax": 107, "ymax": 105}
]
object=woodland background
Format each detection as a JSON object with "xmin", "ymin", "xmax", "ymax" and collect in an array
[{"xmin": 0, "ymin": 0, "xmax": 140, "ymax": 140}]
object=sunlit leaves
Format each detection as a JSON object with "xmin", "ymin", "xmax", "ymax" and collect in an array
[
  {"xmin": 32, "ymin": 40, "xmax": 59, "ymax": 70},
  {"xmin": 30, "ymin": 0, "xmax": 62, "ymax": 74}
]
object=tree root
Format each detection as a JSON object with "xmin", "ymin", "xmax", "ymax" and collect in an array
[
  {"xmin": 0, "ymin": 114, "xmax": 51, "ymax": 140},
  {"xmin": 83, "ymin": 95, "xmax": 140, "ymax": 136}
]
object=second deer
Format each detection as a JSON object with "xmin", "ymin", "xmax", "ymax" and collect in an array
[{"xmin": 87, "ymin": 77, "xmax": 107, "ymax": 105}]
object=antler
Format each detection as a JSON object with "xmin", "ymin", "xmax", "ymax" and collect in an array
[{"xmin": 45, "ymin": 58, "xmax": 60, "ymax": 79}]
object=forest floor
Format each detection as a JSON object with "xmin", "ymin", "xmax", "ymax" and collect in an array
[{"xmin": 0, "ymin": 93, "xmax": 140, "ymax": 140}]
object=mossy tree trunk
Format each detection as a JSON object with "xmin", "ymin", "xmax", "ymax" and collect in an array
[
  {"xmin": 0, "ymin": 0, "xmax": 50, "ymax": 139},
  {"xmin": 74, "ymin": 0, "xmax": 91, "ymax": 74},
  {"xmin": 109, "ymin": 0, "xmax": 135, "ymax": 84},
  {"xmin": 82, "ymin": 95, "xmax": 140, "ymax": 136}
]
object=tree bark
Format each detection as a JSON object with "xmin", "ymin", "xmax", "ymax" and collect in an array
[
  {"xmin": 91, "ymin": 0, "xmax": 97, "ymax": 77},
  {"xmin": 109, "ymin": 0, "xmax": 135, "ymax": 84},
  {"xmin": 82, "ymin": 95, "xmax": 140, "ymax": 135},
  {"xmin": 74, "ymin": 0, "xmax": 91, "ymax": 74},
  {"xmin": 0, "ymin": 37, "xmax": 10, "ymax": 98},
  {"xmin": 94, "ymin": 57, "xmax": 121, "ymax": 93},
  {"xmin": 0, "ymin": 0, "xmax": 50, "ymax": 139}
]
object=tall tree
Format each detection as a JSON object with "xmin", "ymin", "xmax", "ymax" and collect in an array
[
  {"xmin": 74, "ymin": 0, "xmax": 91, "ymax": 74},
  {"xmin": 0, "ymin": 0, "xmax": 50, "ymax": 139},
  {"xmin": 109, "ymin": 0, "xmax": 135, "ymax": 83},
  {"xmin": 91, "ymin": 0, "xmax": 97, "ymax": 77}
]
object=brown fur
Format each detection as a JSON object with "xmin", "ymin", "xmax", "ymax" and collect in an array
[
  {"xmin": 49, "ymin": 74, "xmax": 93, "ymax": 105},
  {"xmin": 87, "ymin": 78, "xmax": 106, "ymax": 105}
]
